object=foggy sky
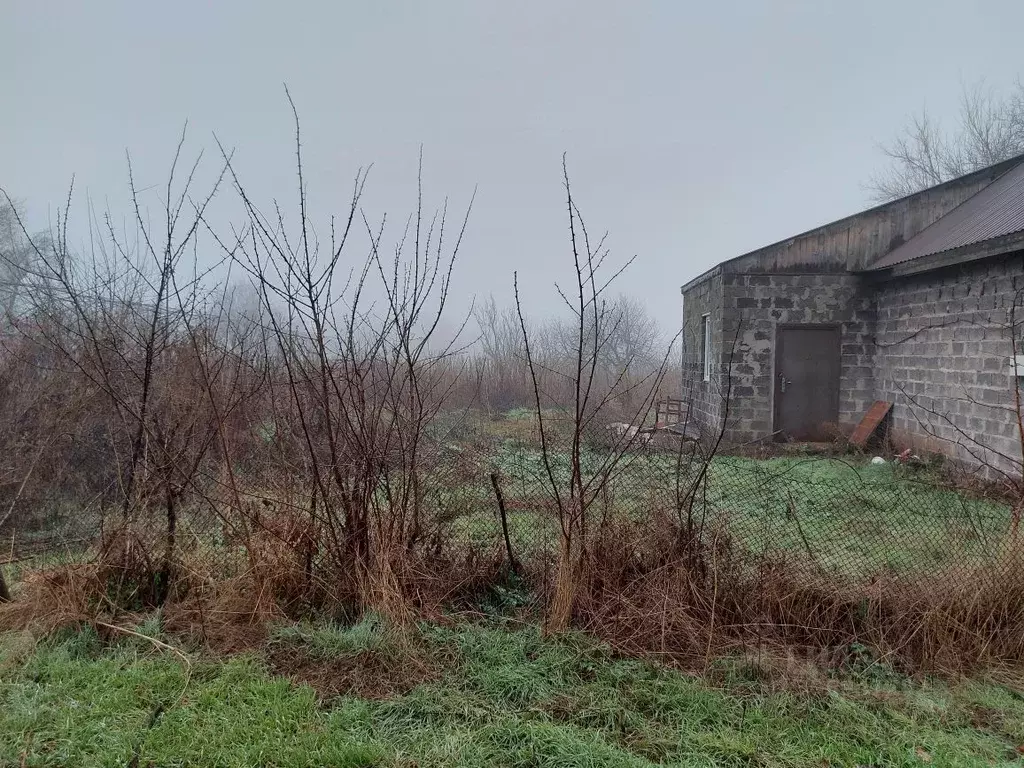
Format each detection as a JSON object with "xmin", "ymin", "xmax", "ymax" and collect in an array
[{"xmin": 3, "ymin": 1, "xmax": 1024, "ymax": 336}]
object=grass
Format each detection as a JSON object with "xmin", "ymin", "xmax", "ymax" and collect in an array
[
  {"xmin": 3, "ymin": 618, "xmax": 1024, "ymax": 767},
  {"xmin": 3, "ymin": 412, "xmax": 1021, "ymax": 764},
  {"xmin": 0, "ymin": 625, "xmax": 376, "ymax": 767},
  {"xmin": 268, "ymin": 613, "xmax": 393, "ymax": 658},
  {"xmin": 471, "ymin": 433, "xmax": 1017, "ymax": 578},
  {"xmin": 699, "ymin": 455, "xmax": 1013, "ymax": 576}
]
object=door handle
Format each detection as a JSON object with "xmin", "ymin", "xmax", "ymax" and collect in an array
[{"xmin": 780, "ymin": 375, "xmax": 791, "ymax": 393}]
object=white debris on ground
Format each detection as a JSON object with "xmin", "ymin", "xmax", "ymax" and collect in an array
[
  {"xmin": 605, "ymin": 421, "xmax": 653, "ymax": 446},
  {"xmin": 605, "ymin": 422, "xmax": 638, "ymax": 439}
]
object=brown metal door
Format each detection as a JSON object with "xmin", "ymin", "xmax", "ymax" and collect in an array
[{"xmin": 774, "ymin": 326, "xmax": 840, "ymax": 441}]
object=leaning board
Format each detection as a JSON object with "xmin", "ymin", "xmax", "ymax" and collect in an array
[{"xmin": 849, "ymin": 401, "xmax": 893, "ymax": 447}]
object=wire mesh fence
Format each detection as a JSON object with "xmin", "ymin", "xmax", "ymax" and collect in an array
[
  {"xmin": 481, "ymin": 442, "xmax": 1018, "ymax": 586},
  {"xmin": 2, "ymin": 416, "xmax": 1019, "ymax": 598}
]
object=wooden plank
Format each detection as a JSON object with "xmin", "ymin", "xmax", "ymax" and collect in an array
[{"xmin": 849, "ymin": 400, "xmax": 893, "ymax": 447}]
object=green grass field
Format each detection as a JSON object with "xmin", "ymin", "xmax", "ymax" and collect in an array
[
  {"xmin": 3, "ymin": 617, "xmax": 1024, "ymax": 767},
  {"xmin": 448, "ymin": 417, "xmax": 1016, "ymax": 578},
  {"xmin": 697, "ymin": 455, "xmax": 1013, "ymax": 576}
]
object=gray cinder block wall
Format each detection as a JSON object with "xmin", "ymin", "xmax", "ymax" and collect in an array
[
  {"xmin": 872, "ymin": 253, "xmax": 1024, "ymax": 475},
  {"xmin": 682, "ymin": 252, "xmax": 1024, "ymax": 475},
  {"xmin": 680, "ymin": 268, "xmax": 724, "ymax": 438},
  {"xmin": 720, "ymin": 272, "xmax": 876, "ymax": 444}
]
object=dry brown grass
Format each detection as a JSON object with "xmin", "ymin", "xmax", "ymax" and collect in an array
[
  {"xmin": 4, "ymin": 510, "xmax": 1024, "ymax": 680},
  {"xmin": 0, "ymin": 562, "xmax": 98, "ymax": 634},
  {"xmin": 0, "ymin": 628, "xmax": 37, "ymax": 673},
  {"xmin": 265, "ymin": 636, "xmax": 438, "ymax": 701},
  {"xmin": 161, "ymin": 577, "xmax": 282, "ymax": 654},
  {"xmin": 576, "ymin": 517, "xmax": 1024, "ymax": 675}
]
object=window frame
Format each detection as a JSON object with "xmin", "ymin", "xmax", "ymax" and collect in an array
[{"xmin": 700, "ymin": 313, "xmax": 711, "ymax": 383}]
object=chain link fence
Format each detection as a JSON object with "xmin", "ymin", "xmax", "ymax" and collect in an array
[
  {"xmin": 432, "ymin": 413, "xmax": 1020, "ymax": 591},
  {"xmin": 474, "ymin": 447, "xmax": 1013, "ymax": 584},
  {"xmin": 2, "ymin": 413, "xmax": 1019, "ymax": 598}
]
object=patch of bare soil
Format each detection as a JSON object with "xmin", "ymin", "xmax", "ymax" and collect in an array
[
  {"xmin": 968, "ymin": 703, "xmax": 1021, "ymax": 745},
  {"xmin": 265, "ymin": 643, "xmax": 437, "ymax": 700}
]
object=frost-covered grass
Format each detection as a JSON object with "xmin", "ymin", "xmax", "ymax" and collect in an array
[{"xmin": 3, "ymin": 618, "xmax": 1024, "ymax": 767}]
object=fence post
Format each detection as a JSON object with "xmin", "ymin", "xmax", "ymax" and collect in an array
[{"xmin": 490, "ymin": 472, "xmax": 520, "ymax": 576}]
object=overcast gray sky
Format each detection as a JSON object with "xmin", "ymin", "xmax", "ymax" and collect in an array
[{"xmin": 3, "ymin": 1, "xmax": 1024, "ymax": 333}]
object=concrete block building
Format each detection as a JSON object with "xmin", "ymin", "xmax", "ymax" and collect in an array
[{"xmin": 681, "ymin": 155, "xmax": 1024, "ymax": 474}]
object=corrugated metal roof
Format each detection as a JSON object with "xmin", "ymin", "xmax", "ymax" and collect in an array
[{"xmin": 868, "ymin": 160, "xmax": 1024, "ymax": 270}]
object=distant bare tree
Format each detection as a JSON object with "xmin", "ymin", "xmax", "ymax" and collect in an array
[
  {"xmin": 600, "ymin": 294, "xmax": 661, "ymax": 381},
  {"xmin": 472, "ymin": 288, "xmax": 663, "ymax": 413},
  {"xmin": 474, "ymin": 295, "xmax": 526, "ymax": 370},
  {"xmin": 0, "ymin": 200, "xmax": 44, "ymax": 328},
  {"xmin": 218, "ymin": 280, "xmax": 268, "ymax": 349},
  {"xmin": 868, "ymin": 80, "xmax": 1024, "ymax": 201},
  {"xmin": 544, "ymin": 292, "xmax": 661, "ymax": 411},
  {"xmin": 473, "ymin": 295, "xmax": 535, "ymax": 409}
]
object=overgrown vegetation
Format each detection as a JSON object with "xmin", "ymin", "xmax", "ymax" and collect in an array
[{"xmin": 3, "ymin": 98, "xmax": 1024, "ymax": 761}]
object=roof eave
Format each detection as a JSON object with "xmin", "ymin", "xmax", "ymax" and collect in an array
[
  {"xmin": 862, "ymin": 231, "xmax": 1024, "ymax": 279},
  {"xmin": 680, "ymin": 264, "xmax": 722, "ymax": 294}
]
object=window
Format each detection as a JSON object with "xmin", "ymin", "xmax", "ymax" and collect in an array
[{"xmin": 700, "ymin": 313, "xmax": 711, "ymax": 382}]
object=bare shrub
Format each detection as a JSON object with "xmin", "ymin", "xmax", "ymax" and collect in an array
[
  {"xmin": 213, "ymin": 94, "xmax": 474, "ymax": 621},
  {"xmin": 514, "ymin": 156, "xmax": 677, "ymax": 633}
]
